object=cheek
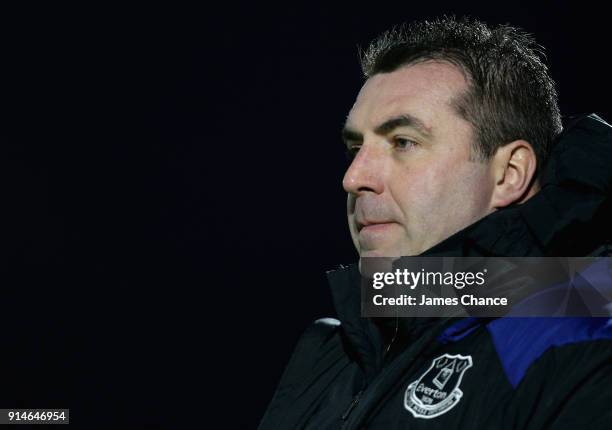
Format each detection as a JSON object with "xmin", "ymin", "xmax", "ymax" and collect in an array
[
  {"xmin": 400, "ymin": 162, "xmax": 451, "ymax": 206},
  {"xmin": 395, "ymin": 159, "xmax": 489, "ymax": 221},
  {"xmin": 390, "ymin": 166, "xmax": 443, "ymax": 228},
  {"xmin": 454, "ymin": 161, "xmax": 494, "ymax": 207}
]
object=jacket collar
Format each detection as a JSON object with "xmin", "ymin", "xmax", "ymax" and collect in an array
[
  {"xmin": 326, "ymin": 113, "xmax": 612, "ymax": 377},
  {"xmin": 423, "ymin": 113, "xmax": 612, "ymax": 258}
]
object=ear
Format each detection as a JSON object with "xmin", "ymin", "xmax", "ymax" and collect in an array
[{"xmin": 489, "ymin": 140, "xmax": 538, "ymax": 209}]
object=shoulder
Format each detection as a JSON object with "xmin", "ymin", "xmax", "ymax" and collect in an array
[
  {"xmin": 265, "ymin": 317, "xmax": 343, "ymax": 389},
  {"xmin": 489, "ymin": 317, "xmax": 612, "ymax": 429},
  {"xmin": 281, "ymin": 317, "xmax": 343, "ymax": 374},
  {"xmin": 291, "ymin": 318, "xmax": 342, "ymax": 358},
  {"xmin": 258, "ymin": 317, "xmax": 345, "ymax": 428},
  {"xmin": 485, "ymin": 317, "xmax": 612, "ymax": 388},
  {"xmin": 306, "ymin": 317, "xmax": 341, "ymax": 338}
]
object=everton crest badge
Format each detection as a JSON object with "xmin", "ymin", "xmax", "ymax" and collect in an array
[{"xmin": 404, "ymin": 353, "xmax": 473, "ymax": 419}]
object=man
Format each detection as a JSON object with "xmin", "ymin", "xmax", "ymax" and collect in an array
[{"xmin": 259, "ymin": 16, "xmax": 612, "ymax": 429}]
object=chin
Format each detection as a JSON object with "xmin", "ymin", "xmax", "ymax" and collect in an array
[
  {"xmin": 359, "ymin": 249, "xmax": 383, "ymax": 258},
  {"xmin": 359, "ymin": 248, "xmax": 402, "ymax": 258},
  {"xmin": 358, "ymin": 255, "xmax": 396, "ymax": 277}
]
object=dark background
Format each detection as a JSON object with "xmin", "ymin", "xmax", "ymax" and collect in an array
[{"xmin": 2, "ymin": 2, "xmax": 610, "ymax": 427}]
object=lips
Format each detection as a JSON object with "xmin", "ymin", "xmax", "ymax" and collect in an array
[{"xmin": 356, "ymin": 219, "xmax": 396, "ymax": 232}]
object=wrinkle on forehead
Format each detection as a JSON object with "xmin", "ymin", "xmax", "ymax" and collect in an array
[{"xmin": 348, "ymin": 60, "xmax": 469, "ymax": 130}]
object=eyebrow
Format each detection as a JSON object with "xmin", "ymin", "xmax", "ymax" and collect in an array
[{"xmin": 341, "ymin": 113, "xmax": 433, "ymax": 145}]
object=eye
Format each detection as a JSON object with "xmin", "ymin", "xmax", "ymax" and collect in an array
[
  {"xmin": 393, "ymin": 137, "xmax": 418, "ymax": 151},
  {"xmin": 345, "ymin": 145, "xmax": 361, "ymax": 161}
]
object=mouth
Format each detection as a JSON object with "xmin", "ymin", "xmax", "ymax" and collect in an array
[{"xmin": 357, "ymin": 220, "xmax": 396, "ymax": 233}]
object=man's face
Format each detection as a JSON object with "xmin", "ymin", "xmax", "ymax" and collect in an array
[{"xmin": 343, "ymin": 60, "xmax": 496, "ymax": 257}]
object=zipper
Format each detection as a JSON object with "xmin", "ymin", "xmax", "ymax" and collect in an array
[
  {"xmin": 341, "ymin": 389, "xmax": 364, "ymax": 421},
  {"xmin": 341, "ymin": 317, "xmax": 398, "ymax": 426},
  {"xmin": 383, "ymin": 315, "xmax": 399, "ymax": 363},
  {"xmin": 340, "ymin": 320, "xmax": 452, "ymax": 429}
]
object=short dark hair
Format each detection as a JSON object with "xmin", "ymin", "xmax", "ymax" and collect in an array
[{"xmin": 359, "ymin": 15, "xmax": 562, "ymax": 178}]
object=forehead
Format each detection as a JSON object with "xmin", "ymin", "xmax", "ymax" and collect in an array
[{"xmin": 347, "ymin": 60, "xmax": 468, "ymax": 130}]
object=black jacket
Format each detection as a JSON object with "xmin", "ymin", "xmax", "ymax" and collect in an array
[{"xmin": 259, "ymin": 113, "xmax": 612, "ymax": 429}]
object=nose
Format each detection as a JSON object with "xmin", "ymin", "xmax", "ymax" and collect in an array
[{"xmin": 342, "ymin": 143, "xmax": 385, "ymax": 196}]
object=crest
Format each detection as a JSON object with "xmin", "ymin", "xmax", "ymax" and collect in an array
[{"xmin": 404, "ymin": 353, "xmax": 473, "ymax": 419}]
